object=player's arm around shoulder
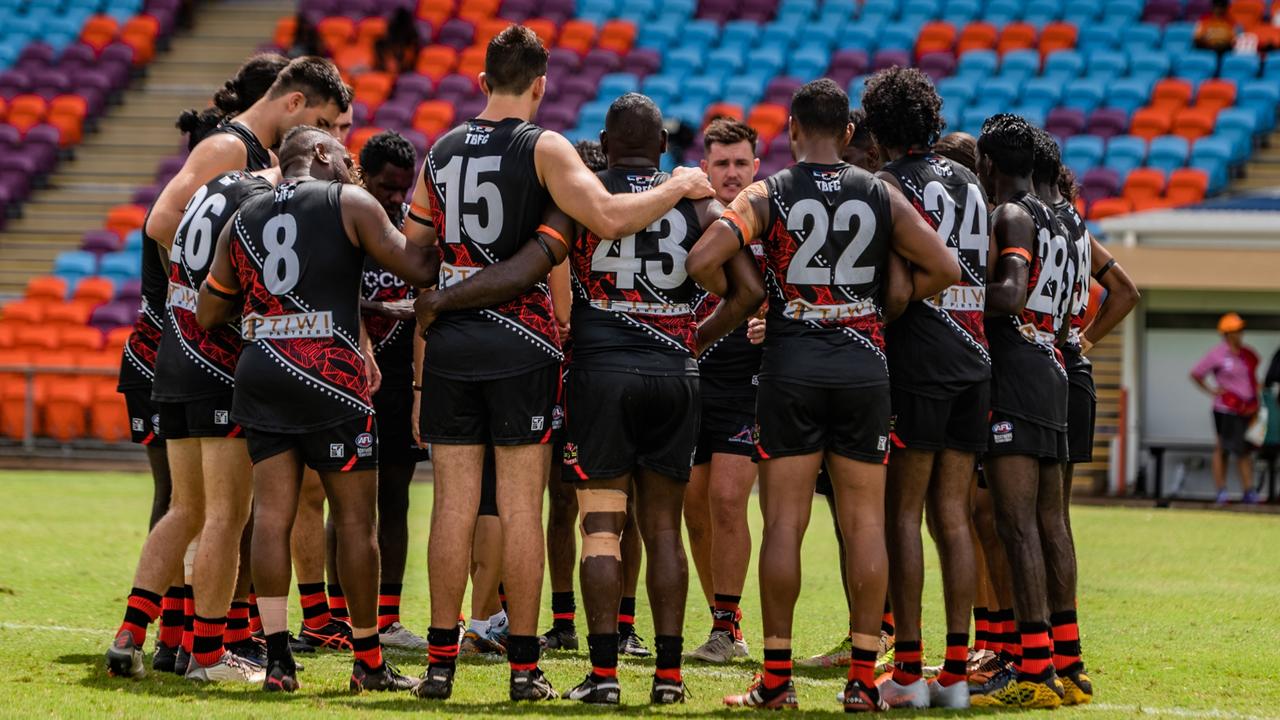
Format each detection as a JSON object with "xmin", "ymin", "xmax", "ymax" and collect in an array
[
  {"xmin": 342, "ymin": 184, "xmax": 440, "ymax": 288},
  {"xmin": 534, "ymin": 130, "xmax": 712, "ymax": 238},
  {"xmin": 985, "ymin": 202, "xmax": 1034, "ymax": 316},
  {"xmin": 885, "ymin": 180, "xmax": 959, "ymax": 301},
  {"xmin": 196, "ymin": 212, "xmax": 243, "ymax": 330},
  {"xmin": 687, "ymin": 180, "xmax": 766, "ymax": 295},
  {"xmin": 146, "ymin": 133, "xmax": 247, "ymax": 250},
  {"xmin": 1081, "ymin": 236, "xmax": 1139, "ymax": 352}
]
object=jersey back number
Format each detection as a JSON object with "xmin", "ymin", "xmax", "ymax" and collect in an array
[
  {"xmin": 785, "ymin": 198, "xmax": 877, "ymax": 287},
  {"xmin": 175, "ymin": 184, "xmax": 229, "ymax": 273},
  {"xmin": 436, "ymin": 155, "xmax": 504, "ymax": 246},
  {"xmin": 922, "ymin": 181, "xmax": 988, "ymax": 271},
  {"xmin": 590, "ymin": 208, "xmax": 689, "ymax": 290}
]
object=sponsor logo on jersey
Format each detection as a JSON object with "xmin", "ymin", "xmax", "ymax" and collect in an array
[
  {"xmin": 1017, "ymin": 322, "xmax": 1058, "ymax": 349},
  {"xmin": 213, "ymin": 410, "xmax": 229, "ymax": 425},
  {"xmin": 927, "ymin": 155, "xmax": 955, "ymax": 177},
  {"xmin": 242, "ymin": 311, "xmax": 334, "ymax": 340},
  {"xmin": 588, "ymin": 298, "xmax": 692, "ymax": 316},
  {"xmin": 531, "ymin": 416, "xmax": 545, "ymax": 432},
  {"xmin": 813, "ymin": 169, "xmax": 842, "ymax": 193},
  {"xmin": 166, "ymin": 282, "xmax": 198, "ymax": 313},
  {"xmin": 363, "ymin": 270, "xmax": 407, "ymax": 291},
  {"xmin": 330, "ymin": 443, "xmax": 345, "ymax": 458},
  {"xmin": 562, "ymin": 442, "xmax": 579, "ymax": 466},
  {"xmin": 438, "ymin": 262, "xmax": 481, "ymax": 289},
  {"xmin": 926, "ymin": 285, "xmax": 986, "ymax": 312},
  {"xmin": 992, "ymin": 420, "xmax": 1013, "ymax": 444},
  {"xmin": 355, "ymin": 432, "xmax": 374, "ymax": 457},
  {"xmin": 132, "ymin": 417, "xmax": 145, "ymax": 432},
  {"xmin": 783, "ymin": 297, "xmax": 877, "ymax": 322},
  {"xmin": 464, "ymin": 123, "xmax": 494, "ymax": 146},
  {"xmin": 625, "ymin": 174, "xmax": 657, "ymax": 193}
]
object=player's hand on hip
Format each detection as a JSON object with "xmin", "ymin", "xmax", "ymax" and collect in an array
[
  {"xmin": 747, "ymin": 316, "xmax": 766, "ymax": 345},
  {"xmin": 364, "ymin": 347, "xmax": 382, "ymax": 395},
  {"xmin": 672, "ymin": 166, "xmax": 715, "ymax": 199}
]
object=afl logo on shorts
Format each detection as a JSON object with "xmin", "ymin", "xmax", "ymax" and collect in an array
[
  {"xmin": 992, "ymin": 421, "xmax": 1013, "ymax": 444},
  {"xmin": 552, "ymin": 405, "xmax": 564, "ymax": 430},
  {"xmin": 355, "ymin": 432, "xmax": 374, "ymax": 458}
]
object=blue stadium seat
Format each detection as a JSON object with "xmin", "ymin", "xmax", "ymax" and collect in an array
[
  {"xmin": 1021, "ymin": 77, "xmax": 1063, "ymax": 113},
  {"xmin": 817, "ymin": 5, "xmax": 852, "ymax": 32},
  {"xmin": 1102, "ymin": 0, "xmax": 1142, "ymax": 22},
  {"xmin": 1042, "ymin": 51, "xmax": 1084, "ymax": 81},
  {"xmin": 847, "ymin": 74, "xmax": 869, "ymax": 106},
  {"xmin": 902, "ymin": 0, "xmax": 941, "ymax": 19},
  {"xmin": 1000, "ymin": 50, "xmax": 1040, "ymax": 80},
  {"xmin": 1011, "ymin": 104, "xmax": 1047, "ymax": 128},
  {"xmin": 748, "ymin": 45, "xmax": 787, "ymax": 76},
  {"xmin": 124, "ymin": 230, "xmax": 143, "ymax": 252},
  {"xmin": 598, "ymin": 73, "xmax": 638, "ymax": 100},
  {"xmin": 1128, "ymin": 49, "xmax": 1172, "ymax": 80},
  {"xmin": 941, "ymin": 0, "xmax": 980, "ymax": 24},
  {"xmin": 1105, "ymin": 135, "xmax": 1147, "ymax": 178},
  {"xmin": 963, "ymin": 105, "xmax": 999, "ymax": 135},
  {"xmin": 789, "ymin": 44, "xmax": 830, "ymax": 77},
  {"xmin": 1175, "ymin": 51, "xmax": 1219, "ymax": 85},
  {"xmin": 805, "ymin": 21, "xmax": 842, "ymax": 48},
  {"xmin": 637, "ymin": 18, "xmax": 679, "ymax": 49},
  {"xmin": 985, "ymin": 0, "xmax": 1023, "ymax": 20},
  {"xmin": 658, "ymin": 0, "xmax": 696, "ymax": 17},
  {"xmin": 681, "ymin": 19, "xmax": 719, "ymax": 48},
  {"xmin": 1079, "ymin": 23, "xmax": 1122, "ymax": 53},
  {"xmin": 53, "ymin": 251, "xmax": 98, "ymax": 288},
  {"xmin": 579, "ymin": 0, "xmax": 616, "ymax": 16},
  {"xmin": 683, "ymin": 74, "xmax": 723, "ymax": 102},
  {"xmin": 665, "ymin": 45, "xmax": 705, "ymax": 72},
  {"xmin": 1061, "ymin": 78, "xmax": 1107, "ymax": 114},
  {"xmin": 1161, "ymin": 22, "xmax": 1195, "ymax": 51},
  {"xmin": 1120, "ymin": 24, "xmax": 1161, "ymax": 49},
  {"xmin": 720, "ymin": 21, "xmax": 761, "ymax": 50},
  {"xmin": 838, "ymin": 21, "xmax": 881, "ymax": 52},
  {"xmin": 1106, "ymin": 77, "xmax": 1154, "ymax": 115},
  {"xmin": 956, "ymin": 50, "xmax": 998, "ymax": 79},
  {"xmin": 1147, "ymin": 135, "xmax": 1189, "ymax": 174},
  {"xmin": 760, "ymin": 23, "xmax": 801, "ymax": 50},
  {"xmin": 100, "ymin": 252, "xmax": 140, "ymax": 284},
  {"xmin": 941, "ymin": 102, "xmax": 962, "ymax": 131},
  {"xmin": 1086, "ymin": 49, "xmax": 1128, "ymax": 79},
  {"xmin": 778, "ymin": 0, "xmax": 820, "ymax": 21},
  {"xmin": 937, "ymin": 76, "xmax": 977, "ymax": 108},
  {"xmin": 641, "ymin": 73, "xmax": 682, "ymax": 102},
  {"xmin": 1061, "ymin": 0, "xmax": 1102, "ymax": 25},
  {"xmin": 706, "ymin": 46, "xmax": 745, "ymax": 74},
  {"xmin": 1191, "ymin": 156, "xmax": 1229, "ymax": 194},
  {"xmin": 1216, "ymin": 107, "xmax": 1260, "ymax": 142},
  {"xmin": 861, "ymin": 0, "xmax": 900, "ymax": 18},
  {"xmin": 878, "ymin": 22, "xmax": 919, "ymax": 51},
  {"xmin": 1240, "ymin": 80, "xmax": 1279, "ymax": 131},
  {"xmin": 822, "ymin": 0, "xmax": 857, "ymax": 16},
  {"xmin": 616, "ymin": 0, "xmax": 657, "ymax": 21},
  {"xmin": 1220, "ymin": 54, "xmax": 1261, "ymax": 84},
  {"xmin": 1192, "ymin": 135, "xmax": 1234, "ymax": 166},
  {"xmin": 725, "ymin": 75, "xmax": 767, "ymax": 106},
  {"xmin": 983, "ymin": 77, "xmax": 1023, "ymax": 109},
  {"xmin": 1063, "ymin": 135, "xmax": 1105, "ymax": 177}
]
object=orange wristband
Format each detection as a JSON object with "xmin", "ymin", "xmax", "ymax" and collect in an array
[
  {"xmin": 537, "ymin": 224, "xmax": 567, "ymax": 248},
  {"xmin": 205, "ymin": 273, "xmax": 237, "ymax": 296},
  {"xmin": 1001, "ymin": 247, "xmax": 1032, "ymax": 263}
]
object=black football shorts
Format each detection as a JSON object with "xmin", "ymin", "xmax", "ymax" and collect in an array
[
  {"xmin": 562, "ymin": 368, "xmax": 700, "ymax": 482},
  {"xmin": 890, "ymin": 380, "xmax": 990, "ymax": 454},
  {"xmin": 755, "ymin": 380, "xmax": 891, "ymax": 464},
  {"xmin": 986, "ymin": 412, "xmax": 1067, "ymax": 462},
  {"xmin": 1067, "ymin": 379, "xmax": 1097, "ymax": 464},
  {"xmin": 694, "ymin": 393, "xmax": 756, "ymax": 465},
  {"xmin": 372, "ymin": 383, "xmax": 427, "ymax": 465},
  {"xmin": 157, "ymin": 392, "xmax": 241, "ymax": 441},
  {"xmin": 421, "ymin": 364, "xmax": 559, "ymax": 446},
  {"xmin": 123, "ymin": 388, "xmax": 164, "ymax": 447},
  {"xmin": 246, "ymin": 414, "xmax": 379, "ymax": 472}
]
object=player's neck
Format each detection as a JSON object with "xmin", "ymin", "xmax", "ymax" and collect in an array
[
  {"xmin": 793, "ymin": 142, "xmax": 844, "ymax": 165},
  {"xmin": 230, "ymin": 103, "xmax": 274, "ymax": 147},
  {"xmin": 882, "ymin": 145, "xmax": 925, "ymax": 163},
  {"xmin": 1035, "ymin": 182, "xmax": 1063, "ymax": 205},
  {"xmin": 476, "ymin": 94, "xmax": 534, "ymax": 123},
  {"xmin": 608, "ymin": 156, "xmax": 657, "ymax": 170},
  {"xmin": 991, "ymin": 175, "xmax": 1033, "ymax": 204}
]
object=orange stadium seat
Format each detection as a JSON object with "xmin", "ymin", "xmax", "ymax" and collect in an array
[
  {"xmin": 417, "ymin": 0, "xmax": 454, "ymax": 27},
  {"xmin": 1038, "ymin": 22, "xmax": 1077, "ymax": 55},
  {"xmin": 45, "ymin": 301, "xmax": 95, "ymax": 328},
  {"xmin": 81, "ymin": 15, "xmax": 120, "ymax": 51},
  {"xmin": 475, "ymin": 17, "xmax": 512, "ymax": 47},
  {"xmin": 347, "ymin": 126, "xmax": 381, "ymax": 158},
  {"xmin": 558, "ymin": 19, "xmax": 597, "ymax": 54},
  {"xmin": 916, "ymin": 21, "xmax": 957, "ymax": 55},
  {"xmin": 49, "ymin": 95, "xmax": 88, "ymax": 147},
  {"xmin": 997, "ymin": 22, "xmax": 1037, "ymax": 54},
  {"xmin": 957, "ymin": 22, "xmax": 998, "ymax": 54},
  {"xmin": 523, "ymin": 17, "xmax": 558, "ymax": 47},
  {"xmin": 25, "ymin": 277, "xmax": 67, "ymax": 303},
  {"xmin": 457, "ymin": 45, "xmax": 487, "ymax": 78},
  {"xmin": 416, "ymin": 45, "xmax": 458, "ymax": 80},
  {"xmin": 597, "ymin": 20, "xmax": 636, "ymax": 54},
  {"xmin": 14, "ymin": 325, "xmax": 57, "ymax": 352},
  {"xmin": 274, "ymin": 16, "xmax": 297, "ymax": 48},
  {"xmin": 90, "ymin": 381, "xmax": 130, "ymax": 443},
  {"xmin": 353, "ymin": 72, "xmax": 394, "ymax": 110},
  {"xmin": 1089, "ymin": 196, "xmax": 1133, "ymax": 220},
  {"xmin": 121, "ymin": 17, "xmax": 158, "ymax": 66},
  {"xmin": 106, "ymin": 205, "xmax": 147, "ymax": 238},
  {"xmin": 1130, "ymin": 196, "xmax": 1175, "ymax": 212},
  {"xmin": 413, "ymin": 100, "xmax": 455, "ymax": 135},
  {"xmin": 1195, "ymin": 79, "xmax": 1238, "ymax": 111},
  {"xmin": 333, "ymin": 44, "xmax": 375, "ymax": 74},
  {"xmin": 105, "ymin": 327, "xmax": 131, "ymax": 353},
  {"xmin": 1151, "ymin": 79, "xmax": 1194, "ymax": 111},
  {"xmin": 1166, "ymin": 168, "xmax": 1210, "ymax": 205},
  {"xmin": 72, "ymin": 277, "xmax": 115, "ymax": 306},
  {"xmin": 8, "ymin": 94, "xmax": 47, "ymax": 133},
  {"xmin": 357, "ymin": 16, "xmax": 388, "ymax": 46},
  {"xmin": 703, "ymin": 102, "xmax": 745, "ymax": 125},
  {"xmin": 44, "ymin": 379, "xmax": 90, "ymax": 442},
  {"xmin": 1231, "ymin": 0, "xmax": 1266, "ymax": 25},
  {"xmin": 0, "ymin": 349, "xmax": 33, "ymax": 440},
  {"xmin": 317, "ymin": 16, "xmax": 357, "ymax": 52},
  {"xmin": 0, "ymin": 97, "xmax": 7, "ymax": 122},
  {"xmin": 1130, "ymin": 107, "xmax": 1174, "ymax": 141},
  {"xmin": 0, "ymin": 326, "xmax": 12, "ymax": 349},
  {"xmin": 747, "ymin": 103, "xmax": 789, "ymax": 141},
  {"xmin": 1123, "ymin": 168, "xmax": 1167, "ymax": 203},
  {"xmin": 1172, "ymin": 106, "xmax": 1218, "ymax": 141},
  {"xmin": 60, "ymin": 325, "xmax": 104, "ymax": 352},
  {"xmin": 2, "ymin": 300, "xmax": 45, "ymax": 328},
  {"xmin": 458, "ymin": 0, "xmax": 501, "ymax": 23}
]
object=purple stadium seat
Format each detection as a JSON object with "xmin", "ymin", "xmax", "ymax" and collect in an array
[
  {"xmin": 623, "ymin": 48, "xmax": 662, "ymax": 78},
  {"xmin": 0, "ymin": 70, "xmax": 30, "ymax": 99},
  {"xmin": 393, "ymin": 73, "xmax": 433, "ymax": 102},
  {"xmin": 1143, "ymin": 0, "xmax": 1181, "ymax": 25},
  {"xmin": 155, "ymin": 156, "xmax": 185, "ymax": 182},
  {"xmin": 765, "ymin": 77, "xmax": 804, "ymax": 106},
  {"xmin": 437, "ymin": 19, "xmax": 475, "ymax": 50},
  {"xmin": 741, "ymin": 0, "xmax": 778, "ymax": 23},
  {"xmin": 700, "ymin": 0, "xmax": 739, "ymax": 22},
  {"xmin": 583, "ymin": 48, "xmax": 622, "ymax": 76},
  {"xmin": 400, "ymin": 128, "xmax": 428, "ymax": 159},
  {"xmin": 1080, "ymin": 167, "xmax": 1121, "ymax": 205},
  {"xmin": 499, "ymin": 0, "xmax": 538, "ymax": 21},
  {"xmin": 130, "ymin": 185, "xmax": 160, "ymax": 208},
  {"xmin": 455, "ymin": 95, "xmax": 485, "ymax": 120},
  {"xmin": 766, "ymin": 133, "xmax": 790, "ymax": 160},
  {"xmin": 100, "ymin": 42, "xmax": 135, "ymax": 69},
  {"xmin": 873, "ymin": 49, "xmax": 912, "ymax": 72},
  {"xmin": 549, "ymin": 48, "xmax": 582, "ymax": 78},
  {"xmin": 116, "ymin": 279, "xmax": 142, "ymax": 304},
  {"xmin": 19, "ymin": 43, "xmax": 55, "ymax": 67},
  {"xmin": 828, "ymin": 49, "xmax": 870, "ymax": 87},
  {"xmin": 1184, "ymin": 0, "xmax": 1212, "ymax": 20},
  {"xmin": 299, "ymin": 0, "xmax": 337, "ymax": 14},
  {"xmin": 540, "ymin": 0, "xmax": 577, "ymax": 25},
  {"xmin": 340, "ymin": 0, "xmax": 375, "ymax": 19},
  {"xmin": 918, "ymin": 52, "xmax": 957, "ymax": 82},
  {"xmin": 90, "ymin": 301, "xmax": 137, "ymax": 332},
  {"xmin": 75, "ymin": 85, "xmax": 107, "ymax": 118},
  {"xmin": 538, "ymin": 103, "xmax": 578, "ymax": 132},
  {"xmin": 1087, "ymin": 108, "xmax": 1130, "ymax": 140},
  {"xmin": 0, "ymin": 170, "xmax": 30, "ymax": 204},
  {"xmin": 350, "ymin": 101, "xmax": 370, "ymax": 128},
  {"xmin": 435, "ymin": 74, "xmax": 477, "ymax": 102},
  {"xmin": 374, "ymin": 103, "xmax": 414, "ymax": 131},
  {"xmin": 1045, "ymin": 108, "xmax": 1086, "ymax": 138},
  {"xmin": 82, "ymin": 230, "xmax": 122, "ymax": 255},
  {"xmin": 1, "ymin": 148, "xmax": 41, "ymax": 179},
  {"xmin": 559, "ymin": 75, "xmax": 599, "ymax": 106},
  {"xmin": 0, "ymin": 124, "xmax": 19, "ymax": 150},
  {"xmin": 31, "ymin": 69, "xmax": 71, "ymax": 101}
]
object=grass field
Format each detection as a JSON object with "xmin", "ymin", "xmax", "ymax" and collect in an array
[{"xmin": 3, "ymin": 469, "xmax": 1279, "ymax": 718}]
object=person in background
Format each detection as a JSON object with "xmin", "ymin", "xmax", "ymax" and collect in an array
[
  {"xmin": 1191, "ymin": 313, "xmax": 1261, "ymax": 505},
  {"xmin": 375, "ymin": 8, "xmax": 424, "ymax": 74},
  {"xmin": 1194, "ymin": 0, "xmax": 1238, "ymax": 56}
]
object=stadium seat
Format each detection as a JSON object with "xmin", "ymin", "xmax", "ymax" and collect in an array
[
  {"xmin": 956, "ymin": 49, "xmax": 997, "ymax": 78},
  {"xmin": 1020, "ymin": 77, "xmax": 1062, "ymax": 114},
  {"xmin": 1174, "ymin": 50, "xmax": 1219, "ymax": 84},
  {"xmin": 956, "ymin": 21, "xmax": 997, "ymax": 54},
  {"xmin": 1121, "ymin": 23, "xmax": 1161, "ymax": 50},
  {"xmin": 1063, "ymin": 134, "xmax": 1104, "ymax": 176},
  {"xmin": 1130, "ymin": 107, "xmax": 1174, "ymax": 141},
  {"xmin": 1128, "ymin": 48, "xmax": 1172, "ymax": 80},
  {"xmin": 1087, "ymin": 108, "xmax": 1130, "ymax": 139},
  {"xmin": 1240, "ymin": 80, "xmax": 1279, "ymax": 130},
  {"xmin": 90, "ymin": 380, "xmax": 130, "ymax": 443},
  {"xmin": 1147, "ymin": 135, "xmax": 1190, "ymax": 174},
  {"xmin": 1195, "ymin": 79, "xmax": 1237, "ymax": 112},
  {"xmin": 1079, "ymin": 22, "xmax": 1121, "ymax": 53},
  {"xmin": 1046, "ymin": 107, "xmax": 1086, "ymax": 139},
  {"xmin": 1061, "ymin": 78, "xmax": 1106, "ymax": 114},
  {"xmin": 1038, "ymin": 22, "xmax": 1077, "ymax": 55},
  {"xmin": 72, "ymin": 277, "xmax": 115, "ymax": 306},
  {"xmin": 1089, "ymin": 196, "xmax": 1132, "ymax": 220},
  {"xmin": 1220, "ymin": 53, "xmax": 1261, "ymax": 84},
  {"xmin": 1165, "ymin": 168, "xmax": 1209, "ymax": 205},
  {"xmin": 1172, "ymin": 107, "xmax": 1217, "ymax": 142},
  {"xmin": 747, "ymin": 103, "xmax": 788, "ymax": 141},
  {"xmin": 43, "ymin": 379, "xmax": 90, "ymax": 443},
  {"xmin": 1086, "ymin": 49, "xmax": 1128, "ymax": 79},
  {"xmin": 997, "ymin": 22, "xmax": 1037, "ymax": 55},
  {"xmin": 1000, "ymin": 49, "xmax": 1040, "ymax": 79},
  {"xmin": 1107, "ymin": 78, "xmax": 1154, "ymax": 116},
  {"xmin": 1151, "ymin": 79, "xmax": 1194, "ymax": 111},
  {"xmin": 25, "ymin": 276, "xmax": 67, "ymax": 303},
  {"xmin": 1123, "ymin": 167, "xmax": 1166, "ymax": 203},
  {"xmin": 104, "ymin": 204, "xmax": 146, "ymax": 238},
  {"xmin": 1042, "ymin": 50, "xmax": 1083, "ymax": 80},
  {"xmin": 1105, "ymin": 135, "xmax": 1148, "ymax": 178}
]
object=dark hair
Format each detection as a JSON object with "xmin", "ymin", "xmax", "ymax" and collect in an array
[
  {"xmin": 267, "ymin": 56, "xmax": 351, "ymax": 112},
  {"xmin": 1030, "ymin": 127, "xmax": 1062, "ymax": 188},
  {"xmin": 485, "ymin": 25, "xmax": 549, "ymax": 95},
  {"xmin": 604, "ymin": 92, "xmax": 664, "ymax": 148},
  {"xmin": 848, "ymin": 108, "xmax": 875, "ymax": 150},
  {"xmin": 790, "ymin": 78, "xmax": 851, "ymax": 140},
  {"xmin": 1057, "ymin": 165, "xmax": 1079, "ymax": 203},
  {"xmin": 703, "ymin": 117, "xmax": 759, "ymax": 155},
  {"xmin": 977, "ymin": 113, "xmax": 1036, "ymax": 177},
  {"xmin": 279, "ymin": 124, "xmax": 340, "ymax": 168},
  {"xmin": 933, "ymin": 131, "xmax": 978, "ymax": 172},
  {"xmin": 574, "ymin": 139, "xmax": 606, "ymax": 172},
  {"xmin": 176, "ymin": 53, "xmax": 289, "ymax": 150},
  {"xmin": 860, "ymin": 67, "xmax": 944, "ymax": 152},
  {"xmin": 360, "ymin": 130, "xmax": 416, "ymax": 176}
]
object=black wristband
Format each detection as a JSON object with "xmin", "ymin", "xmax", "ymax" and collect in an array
[
  {"xmin": 407, "ymin": 210, "xmax": 433, "ymax": 227},
  {"xmin": 533, "ymin": 233, "xmax": 557, "ymax": 266},
  {"xmin": 1094, "ymin": 258, "xmax": 1116, "ymax": 281},
  {"xmin": 718, "ymin": 216, "xmax": 746, "ymax": 248}
]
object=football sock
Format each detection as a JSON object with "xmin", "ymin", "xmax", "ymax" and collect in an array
[
  {"xmin": 181, "ymin": 585, "xmax": 195, "ymax": 653},
  {"xmin": 377, "ymin": 583, "xmax": 401, "ymax": 631},
  {"xmin": 1050, "ymin": 610, "xmax": 1083, "ymax": 672},
  {"xmin": 550, "ymin": 591, "xmax": 576, "ymax": 630},
  {"xmin": 192, "ymin": 615, "xmax": 226, "ymax": 667},
  {"xmin": 588, "ymin": 633, "xmax": 619, "ymax": 679},
  {"xmin": 352, "ymin": 629, "xmax": 383, "ymax": 671},
  {"xmin": 158, "ymin": 586, "xmax": 184, "ymax": 647},
  {"xmin": 712, "ymin": 594, "xmax": 740, "ymax": 634},
  {"xmin": 762, "ymin": 647, "xmax": 792, "ymax": 691},
  {"xmin": 327, "ymin": 583, "xmax": 348, "ymax": 621},
  {"xmin": 1018, "ymin": 621, "xmax": 1053, "ymax": 679},
  {"xmin": 849, "ymin": 645, "xmax": 877, "ymax": 687},
  {"xmin": 654, "ymin": 635, "xmax": 683, "ymax": 683},
  {"xmin": 891, "ymin": 639, "xmax": 923, "ymax": 685},
  {"xmin": 974, "ymin": 607, "xmax": 991, "ymax": 652},
  {"xmin": 247, "ymin": 589, "xmax": 261, "ymax": 634},
  {"xmin": 298, "ymin": 582, "xmax": 330, "ymax": 631},
  {"xmin": 507, "ymin": 634, "xmax": 539, "ymax": 672},
  {"xmin": 118, "ymin": 587, "xmax": 162, "ymax": 646},
  {"xmin": 225, "ymin": 601, "xmax": 252, "ymax": 644},
  {"xmin": 617, "ymin": 596, "xmax": 636, "ymax": 636},
  {"xmin": 426, "ymin": 626, "xmax": 459, "ymax": 669},
  {"xmin": 936, "ymin": 633, "xmax": 970, "ymax": 687}
]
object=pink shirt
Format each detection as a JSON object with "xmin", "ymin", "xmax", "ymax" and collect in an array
[{"xmin": 1192, "ymin": 341, "xmax": 1260, "ymax": 416}]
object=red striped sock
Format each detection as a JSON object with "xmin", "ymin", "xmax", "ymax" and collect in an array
[
  {"xmin": 891, "ymin": 640, "xmax": 922, "ymax": 685},
  {"xmin": 299, "ymin": 582, "xmax": 330, "ymax": 631},
  {"xmin": 655, "ymin": 667, "xmax": 681, "ymax": 683},
  {"xmin": 158, "ymin": 587, "xmax": 184, "ymax": 647},
  {"xmin": 328, "ymin": 584, "xmax": 348, "ymax": 621},
  {"xmin": 181, "ymin": 585, "xmax": 194, "ymax": 653},
  {"xmin": 352, "ymin": 632, "xmax": 383, "ymax": 670},
  {"xmin": 225, "ymin": 601, "xmax": 252, "ymax": 644},
  {"xmin": 1018, "ymin": 622, "xmax": 1053, "ymax": 679},
  {"xmin": 712, "ymin": 594, "xmax": 740, "ymax": 634},
  {"xmin": 1050, "ymin": 610, "xmax": 1083, "ymax": 672},
  {"xmin": 192, "ymin": 616, "xmax": 226, "ymax": 667},
  {"xmin": 848, "ymin": 646, "xmax": 877, "ymax": 687},
  {"xmin": 936, "ymin": 633, "xmax": 970, "ymax": 687},
  {"xmin": 247, "ymin": 590, "xmax": 261, "ymax": 634},
  {"xmin": 973, "ymin": 607, "xmax": 990, "ymax": 652},
  {"xmin": 427, "ymin": 626, "xmax": 459, "ymax": 668},
  {"xmin": 763, "ymin": 648, "xmax": 792, "ymax": 690},
  {"xmin": 118, "ymin": 588, "xmax": 162, "ymax": 646},
  {"xmin": 377, "ymin": 583, "xmax": 401, "ymax": 630}
]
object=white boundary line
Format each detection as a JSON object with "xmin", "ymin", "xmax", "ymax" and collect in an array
[{"xmin": 1, "ymin": 621, "xmax": 102, "ymax": 635}]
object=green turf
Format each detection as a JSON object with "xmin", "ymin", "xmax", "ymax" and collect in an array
[{"xmin": 2, "ymin": 469, "xmax": 1279, "ymax": 718}]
